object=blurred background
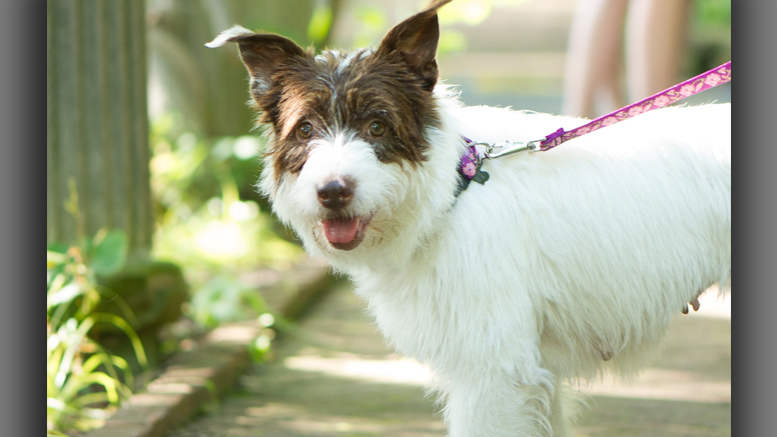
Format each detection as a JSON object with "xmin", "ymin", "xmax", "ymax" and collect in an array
[{"xmin": 47, "ymin": 0, "xmax": 730, "ymax": 434}]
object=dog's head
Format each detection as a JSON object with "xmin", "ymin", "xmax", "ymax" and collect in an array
[{"xmin": 208, "ymin": 0, "xmax": 457, "ymax": 260}]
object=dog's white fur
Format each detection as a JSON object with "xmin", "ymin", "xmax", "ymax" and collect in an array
[
  {"xmin": 260, "ymin": 89, "xmax": 730, "ymax": 436},
  {"xmin": 211, "ymin": 6, "xmax": 730, "ymax": 435}
]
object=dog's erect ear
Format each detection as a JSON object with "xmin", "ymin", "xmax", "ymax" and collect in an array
[
  {"xmin": 376, "ymin": 0, "xmax": 452, "ymax": 92},
  {"xmin": 206, "ymin": 25, "xmax": 308, "ymax": 96}
]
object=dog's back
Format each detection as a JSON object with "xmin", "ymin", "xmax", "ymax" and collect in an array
[{"xmin": 447, "ymin": 103, "xmax": 731, "ymax": 378}]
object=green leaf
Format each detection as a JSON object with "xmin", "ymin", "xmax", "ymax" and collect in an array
[
  {"xmin": 307, "ymin": 4, "xmax": 333, "ymax": 44},
  {"xmin": 90, "ymin": 230, "xmax": 127, "ymax": 276},
  {"xmin": 47, "ymin": 250, "xmax": 70, "ymax": 266},
  {"xmin": 47, "ymin": 283, "xmax": 86, "ymax": 309},
  {"xmin": 92, "ymin": 313, "xmax": 148, "ymax": 369}
]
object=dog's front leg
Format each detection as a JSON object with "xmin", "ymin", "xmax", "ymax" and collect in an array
[{"xmin": 441, "ymin": 365, "xmax": 565, "ymax": 437}]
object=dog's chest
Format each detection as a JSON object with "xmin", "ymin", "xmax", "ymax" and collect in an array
[
  {"xmin": 350, "ymin": 252, "xmax": 537, "ymax": 375},
  {"xmin": 352, "ymin": 266, "xmax": 461, "ymax": 362}
]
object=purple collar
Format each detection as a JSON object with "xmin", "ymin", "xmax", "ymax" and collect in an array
[{"xmin": 455, "ymin": 137, "xmax": 489, "ymax": 197}]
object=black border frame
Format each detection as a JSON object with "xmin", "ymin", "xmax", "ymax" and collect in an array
[
  {"xmin": 2, "ymin": 1, "xmax": 47, "ymax": 435},
  {"xmin": 733, "ymin": 1, "xmax": 777, "ymax": 436}
]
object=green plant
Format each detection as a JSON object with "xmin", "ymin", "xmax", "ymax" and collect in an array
[
  {"xmin": 47, "ymin": 185, "xmax": 148, "ymax": 434},
  {"xmin": 188, "ymin": 274, "xmax": 270, "ymax": 329},
  {"xmin": 148, "ymin": 112, "xmax": 304, "ymax": 337},
  {"xmin": 149, "ymin": 113, "xmax": 303, "ymax": 271}
]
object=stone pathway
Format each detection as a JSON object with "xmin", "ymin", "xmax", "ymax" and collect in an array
[{"xmin": 170, "ymin": 284, "xmax": 730, "ymax": 436}]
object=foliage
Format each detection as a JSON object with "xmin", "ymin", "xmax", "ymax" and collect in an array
[
  {"xmin": 687, "ymin": 0, "xmax": 731, "ymax": 75},
  {"xmin": 150, "ymin": 112, "xmax": 302, "ymax": 265},
  {"xmin": 149, "ymin": 111, "xmax": 303, "ymax": 332},
  {"xmin": 188, "ymin": 274, "xmax": 270, "ymax": 329},
  {"xmin": 692, "ymin": 0, "xmax": 731, "ymax": 28},
  {"xmin": 47, "ymin": 224, "xmax": 148, "ymax": 434}
]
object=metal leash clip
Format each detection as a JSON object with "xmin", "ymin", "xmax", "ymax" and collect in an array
[{"xmin": 484, "ymin": 138, "xmax": 544, "ymax": 159}]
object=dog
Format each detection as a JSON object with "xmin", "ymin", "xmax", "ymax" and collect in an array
[{"xmin": 207, "ymin": 0, "xmax": 730, "ymax": 435}]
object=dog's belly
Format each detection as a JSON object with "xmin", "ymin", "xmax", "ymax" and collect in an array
[
  {"xmin": 356, "ymin": 247, "xmax": 724, "ymax": 386},
  {"xmin": 536, "ymin": 294, "xmax": 676, "ymax": 379}
]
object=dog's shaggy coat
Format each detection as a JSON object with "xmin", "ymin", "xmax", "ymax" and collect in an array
[{"xmin": 208, "ymin": 1, "xmax": 731, "ymax": 435}]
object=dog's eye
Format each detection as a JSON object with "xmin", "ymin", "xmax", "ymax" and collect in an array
[
  {"xmin": 298, "ymin": 122, "xmax": 314, "ymax": 139},
  {"xmin": 368, "ymin": 120, "xmax": 386, "ymax": 137}
]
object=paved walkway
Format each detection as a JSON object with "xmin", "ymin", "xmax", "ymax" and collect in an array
[{"xmin": 169, "ymin": 283, "xmax": 730, "ymax": 436}]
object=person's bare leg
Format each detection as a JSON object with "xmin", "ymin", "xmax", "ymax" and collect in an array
[
  {"xmin": 625, "ymin": 0, "xmax": 691, "ymax": 101},
  {"xmin": 563, "ymin": 0, "xmax": 629, "ymax": 118}
]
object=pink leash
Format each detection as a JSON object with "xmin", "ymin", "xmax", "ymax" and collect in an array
[
  {"xmin": 456, "ymin": 61, "xmax": 731, "ymax": 194},
  {"xmin": 481, "ymin": 61, "xmax": 732, "ymax": 159}
]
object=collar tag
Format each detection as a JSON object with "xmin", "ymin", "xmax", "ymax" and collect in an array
[{"xmin": 455, "ymin": 139, "xmax": 490, "ymax": 197}]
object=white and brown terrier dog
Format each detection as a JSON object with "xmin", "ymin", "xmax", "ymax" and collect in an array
[{"xmin": 208, "ymin": 0, "xmax": 730, "ymax": 435}]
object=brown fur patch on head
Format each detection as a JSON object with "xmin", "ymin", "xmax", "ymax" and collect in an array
[
  {"xmin": 339, "ymin": 49, "xmax": 441, "ymax": 165},
  {"xmin": 220, "ymin": 0, "xmax": 451, "ymax": 183},
  {"xmin": 254, "ymin": 48, "xmax": 442, "ymax": 183}
]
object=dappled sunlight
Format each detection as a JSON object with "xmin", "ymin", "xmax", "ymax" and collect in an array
[
  {"xmin": 284, "ymin": 352, "xmax": 433, "ymax": 386},
  {"xmin": 581, "ymin": 368, "xmax": 730, "ymax": 403},
  {"xmin": 573, "ymin": 395, "xmax": 731, "ymax": 437},
  {"xmin": 204, "ymin": 322, "xmax": 260, "ymax": 344},
  {"xmin": 233, "ymin": 401, "xmax": 446, "ymax": 436},
  {"xmin": 128, "ymin": 392, "xmax": 187, "ymax": 407},
  {"xmin": 241, "ymin": 405, "xmax": 403, "ymax": 435},
  {"xmin": 195, "ymin": 220, "xmax": 247, "ymax": 258}
]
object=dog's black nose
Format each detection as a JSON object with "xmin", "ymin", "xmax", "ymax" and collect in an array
[{"xmin": 317, "ymin": 178, "xmax": 354, "ymax": 209}]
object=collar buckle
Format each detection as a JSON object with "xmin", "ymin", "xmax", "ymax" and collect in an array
[{"xmin": 484, "ymin": 139, "xmax": 543, "ymax": 159}]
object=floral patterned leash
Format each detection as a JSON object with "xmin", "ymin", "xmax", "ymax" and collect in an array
[
  {"xmin": 481, "ymin": 61, "xmax": 732, "ymax": 159},
  {"xmin": 455, "ymin": 61, "xmax": 731, "ymax": 196}
]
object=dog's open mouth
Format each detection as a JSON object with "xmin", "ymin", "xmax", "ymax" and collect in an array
[{"xmin": 321, "ymin": 215, "xmax": 370, "ymax": 251}]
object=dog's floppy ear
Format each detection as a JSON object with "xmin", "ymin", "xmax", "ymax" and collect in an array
[
  {"xmin": 206, "ymin": 25, "xmax": 308, "ymax": 96},
  {"xmin": 376, "ymin": 0, "xmax": 452, "ymax": 92}
]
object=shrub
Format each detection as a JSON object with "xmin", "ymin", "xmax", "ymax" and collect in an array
[{"xmin": 47, "ymin": 228, "xmax": 148, "ymax": 434}]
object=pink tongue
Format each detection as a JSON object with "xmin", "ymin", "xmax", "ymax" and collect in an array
[{"xmin": 323, "ymin": 217, "xmax": 360, "ymax": 244}]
